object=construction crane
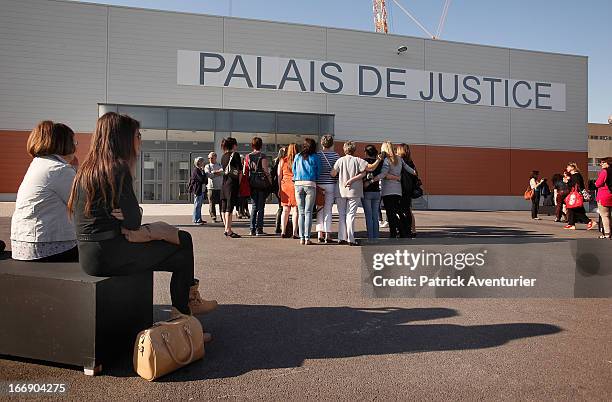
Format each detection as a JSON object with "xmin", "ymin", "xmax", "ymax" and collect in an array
[
  {"xmin": 373, "ymin": 0, "xmax": 452, "ymax": 40},
  {"xmin": 372, "ymin": 0, "xmax": 389, "ymax": 33}
]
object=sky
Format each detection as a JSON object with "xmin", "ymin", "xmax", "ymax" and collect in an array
[{"xmin": 77, "ymin": 0, "xmax": 611, "ymax": 123}]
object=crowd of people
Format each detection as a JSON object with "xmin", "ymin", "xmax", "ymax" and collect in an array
[
  {"xmin": 188, "ymin": 135, "xmax": 422, "ymax": 245},
  {"xmin": 528, "ymin": 159, "xmax": 612, "ymax": 238},
  {"xmin": 7, "ymin": 113, "xmax": 611, "ymax": 319}
]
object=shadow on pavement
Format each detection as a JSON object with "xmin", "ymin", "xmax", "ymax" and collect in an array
[
  {"xmin": 103, "ymin": 304, "xmax": 561, "ymax": 380},
  {"xmin": 176, "ymin": 220, "xmax": 567, "ymax": 244}
]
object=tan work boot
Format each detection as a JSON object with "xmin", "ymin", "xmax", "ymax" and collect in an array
[{"xmin": 188, "ymin": 280, "xmax": 218, "ymax": 315}]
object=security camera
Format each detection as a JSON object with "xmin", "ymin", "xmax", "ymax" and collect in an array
[{"xmin": 397, "ymin": 45, "xmax": 408, "ymax": 55}]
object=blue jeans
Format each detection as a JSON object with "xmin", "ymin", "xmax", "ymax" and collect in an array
[
  {"xmin": 250, "ymin": 190, "xmax": 266, "ymax": 231},
  {"xmin": 362, "ymin": 191, "xmax": 381, "ymax": 240},
  {"xmin": 192, "ymin": 193, "xmax": 203, "ymax": 223},
  {"xmin": 295, "ymin": 185, "xmax": 316, "ymax": 240}
]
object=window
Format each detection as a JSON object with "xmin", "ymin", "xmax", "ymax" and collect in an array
[
  {"xmin": 118, "ymin": 106, "xmax": 167, "ymax": 129},
  {"xmin": 167, "ymin": 130, "xmax": 214, "ymax": 150},
  {"xmin": 277, "ymin": 113, "xmax": 319, "ymax": 134},
  {"xmin": 168, "ymin": 108, "xmax": 214, "ymax": 131},
  {"xmin": 98, "ymin": 104, "xmax": 117, "ymax": 116},
  {"xmin": 232, "ymin": 111, "xmax": 275, "ymax": 133}
]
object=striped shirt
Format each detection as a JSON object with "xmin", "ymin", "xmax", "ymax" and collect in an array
[{"xmin": 317, "ymin": 150, "xmax": 340, "ymax": 184}]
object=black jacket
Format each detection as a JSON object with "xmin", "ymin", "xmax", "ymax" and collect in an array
[
  {"xmin": 73, "ymin": 166, "xmax": 141, "ymax": 235},
  {"xmin": 189, "ymin": 167, "xmax": 206, "ymax": 196}
]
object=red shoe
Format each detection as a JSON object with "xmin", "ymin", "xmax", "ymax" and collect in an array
[
  {"xmin": 586, "ymin": 220, "xmax": 594, "ymax": 230},
  {"xmin": 563, "ymin": 225, "xmax": 576, "ymax": 230}
]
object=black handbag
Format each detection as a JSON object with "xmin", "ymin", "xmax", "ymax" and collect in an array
[
  {"xmin": 248, "ymin": 154, "xmax": 271, "ymax": 191},
  {"xmin": 411, "ymin": 177, "xmax": 424, "ymax": 199}
]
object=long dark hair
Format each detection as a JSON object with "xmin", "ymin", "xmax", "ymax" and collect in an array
[
  {"xmin": 68, "ymin": 112, "xmax": 140, "ymax": 216},
  {"xmin": 300, "ymin": 138, "xmax": 317, "ymax": 159},
  {"xmin": 397, "ymin": 143, "xmax": 413, "ymax": 164}
]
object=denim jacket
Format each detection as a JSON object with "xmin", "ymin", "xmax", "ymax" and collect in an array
[
  {"xmin": 11, "ymin": 155, "xmax": 77, "ymax": 243},
  {"xmin": 292, "ymin": 153, "xmax": 322, "ymax": 182}
]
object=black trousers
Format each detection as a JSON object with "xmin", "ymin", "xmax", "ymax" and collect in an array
[
  {"xmin": 531, "ymin": 194, "xmax": 540, "ymax": 219},
  {"xmin": 567, "ymin": 206, "xmax": 590, "ymax": 226},
  {"xmin": 400, "ymin": 197, "xmax": 413, "ymax": 235},
  {"xmin": 383, "ymin": 194, "xmax": 408, "ymax": 238},
  {"xmin": 79, "ymin": 230, "xmax": 195, "ymax": 314},
  {"xmin": 34, "ymin": 246, "xmax": 79, "ymax": 262}
]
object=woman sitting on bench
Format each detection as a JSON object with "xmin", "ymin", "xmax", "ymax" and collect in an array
[
  {"xmin": 11, "ymin": 121, "xmax": 79, "ymax": 262},
  {"xmin": 67, "ymin": 112, "xmax": 217, "ymax": 317}
]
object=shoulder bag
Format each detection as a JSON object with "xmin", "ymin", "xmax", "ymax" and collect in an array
[
  {"xmin": 565, "ymin": 186, "xmax": 584, "ymax": 209},
  {"xmin": 224, "ymin": 152, "xmax": 240, "ymax": 179},
  {"xmin": 316, "ymin": 152, "xmax": 333, "ymax": 208},
  {"xmin": 524, "ymin": 186, "xmax": 534, "ymax": 200},
  {"xmin": 134, "ymin": 315, "xmax": 208, "ymax": 381}
]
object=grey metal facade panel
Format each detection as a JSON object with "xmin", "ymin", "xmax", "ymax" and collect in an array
[
  {"xmin": 328, "ymin": 96, "xmax": 425, "ymax": 144},
  {"xmin": 0, "ymin": 0, "xmax": 107, "ymax": 132},
  {"xmin": 509, "ymin": 50, "xmax": 587, "ymax": 151},
  {"xmin": 326, "ymin": 28, "xmax": 425, "ymax": 69},
  {"xmin": 425, "ymin": 102, "xmax": 511, "ymax": 148},
  {"xmin": 424, "ymin": 40, "xmax": 510, "ymax": 77},
  {"xmin": 107, "ymin": 7, "xmax": 224, "ymax": 109},
  {"xmin": 223, "ymin": 18, "xmax": 326, "ymax": 59},
  {"xmin": 222, "ymin": 88, "xmax": 326, "ymax": 114}
]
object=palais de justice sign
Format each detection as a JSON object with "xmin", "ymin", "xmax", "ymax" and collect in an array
[{"xmin": 177, "ymin": 50, "xmax": 566, "ymax": 111}]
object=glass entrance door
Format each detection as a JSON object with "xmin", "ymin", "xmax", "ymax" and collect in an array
[
  {"xmin": 168, "ymin": 151, "xmax": 191, "ymax": 202},
  {"xmin": 141, "ymin": 151, "xmax": 164, "ymax": 203}
]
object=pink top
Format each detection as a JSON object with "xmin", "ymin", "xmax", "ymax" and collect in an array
[{"xmin": 595, "ymin": 169, "xmax": 612, "ymax": 207}]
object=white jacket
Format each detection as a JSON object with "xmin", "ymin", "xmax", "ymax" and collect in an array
[{"xmin": 11, "ymin": 156, "xmax": 77, "ymax": 243}]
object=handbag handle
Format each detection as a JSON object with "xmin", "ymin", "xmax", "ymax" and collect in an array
[{"xmin": 161, "ymin": 325, "xmax": 195, "ymax": 365}]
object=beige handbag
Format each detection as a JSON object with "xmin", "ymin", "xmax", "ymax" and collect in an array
[{"xmin": 134, "ymin": 315, "xmax": 206, "ymax": 381}]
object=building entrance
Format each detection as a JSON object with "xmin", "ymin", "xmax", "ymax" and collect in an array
[{"xmin": 99, "ymin": 104, "xmax": 334, "ymax": 203}]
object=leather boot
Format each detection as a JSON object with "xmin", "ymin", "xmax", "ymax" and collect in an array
[{"xmin": 188, "ymin": 280, "xmax": 218, "ymax": 315}]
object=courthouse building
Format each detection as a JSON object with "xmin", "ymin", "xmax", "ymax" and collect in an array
[{"xmin": 0, "ymin": 0, "xmax": 588, "ymax": 209}]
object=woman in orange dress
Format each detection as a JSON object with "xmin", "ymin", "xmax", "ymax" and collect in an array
[{"xmin": 278, "ymin": 143, "xmax": 299, "ymax": 238}]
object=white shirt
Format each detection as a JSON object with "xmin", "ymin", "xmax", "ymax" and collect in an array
[{"xmin": 11, "ymin": 155, "xmax": 77, "ymax": 243}]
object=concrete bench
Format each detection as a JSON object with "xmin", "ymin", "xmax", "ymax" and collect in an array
[{"xmin": 0, "ymin": 252, "xmax": 153, "ymax": 375}]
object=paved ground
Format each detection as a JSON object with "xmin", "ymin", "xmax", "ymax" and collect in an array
[{"xmin": 0, "ymin": 208, "xmax": 611, "ymax": 401}]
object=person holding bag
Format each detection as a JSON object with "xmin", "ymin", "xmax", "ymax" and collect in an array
[
  {"xmin": 244, "ymin": 136, "xmax": 271, "ymax": 236},
  {"xmin": 564, "ymin": 162, "xmax": 594, "ymax": 230},
  {"xmin": 68, "ymin": 112, "xmax": 218, "ymax": 318},
  {"xmin": 529, "ymin": 170, "xmax": 545, "ymax": 220},
  {"xmin": 594, "ymin": 157, "xmax": 612, "ymax": 238},
  {"xmin": 220, "ymin": 137, "xmax": 242, "ymax": 238},
  {"xmin": 315, "ymin": 135, "xmax": 340, "ymax": 243}
]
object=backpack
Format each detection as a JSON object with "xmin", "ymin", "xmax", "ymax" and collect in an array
[{"xmin": 247, "ymin": 153, "xmax": 271, "ymax": 191}]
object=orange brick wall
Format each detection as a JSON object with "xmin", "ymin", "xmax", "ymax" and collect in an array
[
  {"xmin": 0, "ymin": 130, "xmax": 91, "ymax": 193},
  {"xmin": 0, "ymin": 130, "xmax": 588, "ymax": 196},
  {"xmin": 333, "ymin": 139, "xmax": 587, "ymax": 196}
]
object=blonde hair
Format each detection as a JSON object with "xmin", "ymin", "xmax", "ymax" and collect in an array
[
  {"xmin": 381, "ymin": 141, "xmax": 397, "ymax": 165},
  {"xmin": 567, "ymin": 162, "xmax": 580, "ymax": 173},
  {"xmin": 343, "ymin": 141, "xmax": 356, "ymax": 155},
  {"xmin": 285, "ymin": 143, "xmax": 298, "ymax": 172}
]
